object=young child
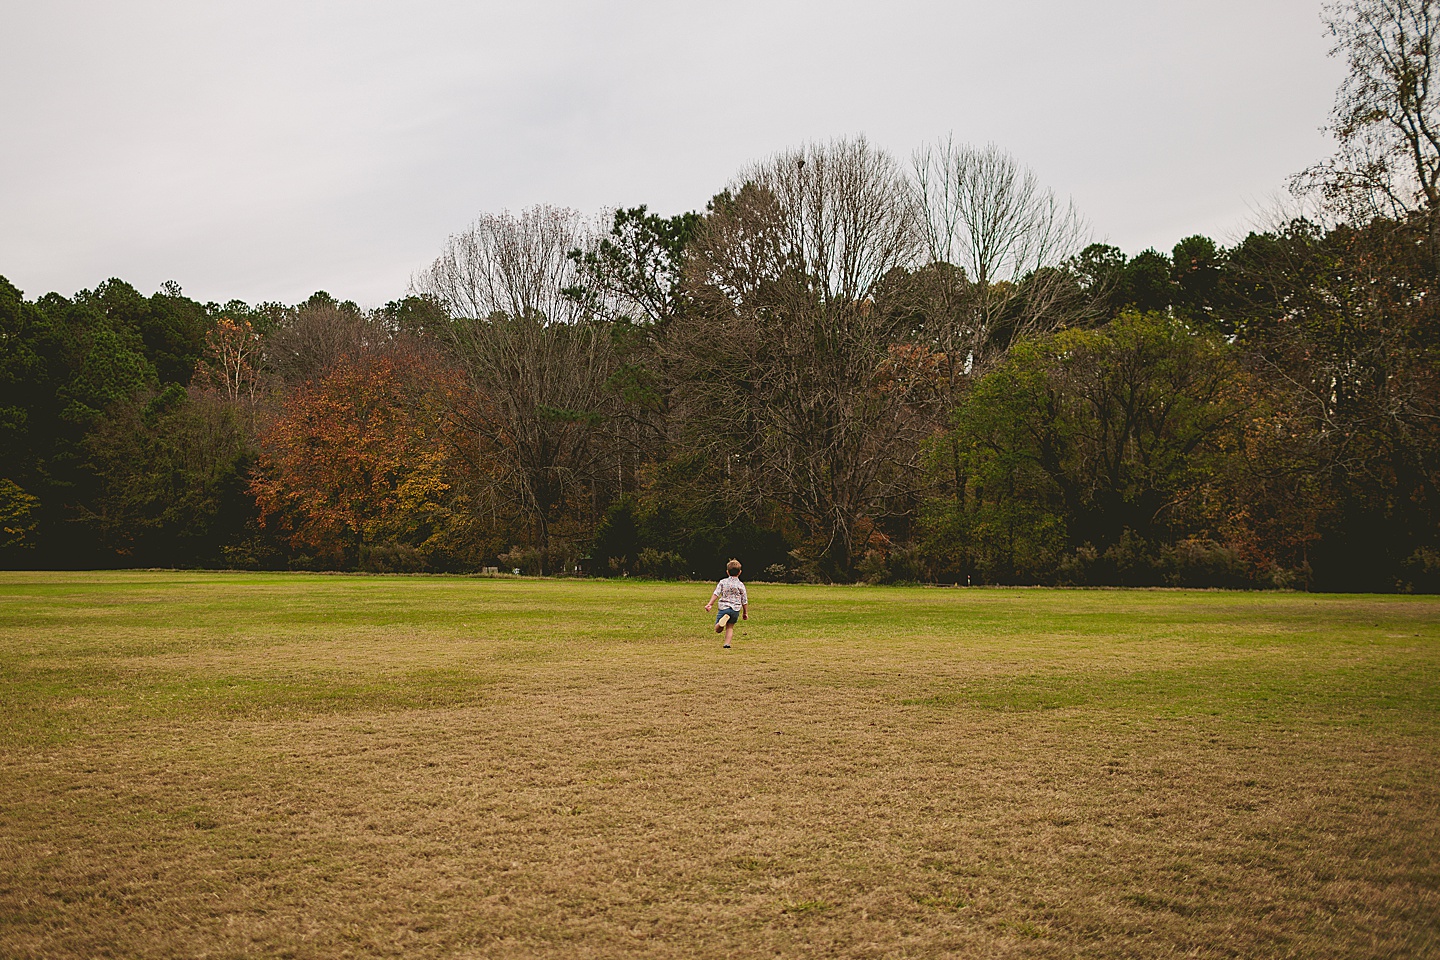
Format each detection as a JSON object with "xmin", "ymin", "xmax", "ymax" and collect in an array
[{"xmin": 703, "ymin": 559, "xmax": 748, "ymax": 649}]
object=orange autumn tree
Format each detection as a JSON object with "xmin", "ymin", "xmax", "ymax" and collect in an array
[{"xmin": 250, "ymin": 346, "xmax": 464, "ymax": 569}]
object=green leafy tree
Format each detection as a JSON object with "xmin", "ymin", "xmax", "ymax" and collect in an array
[
  {"xmin": 567, "ymin": 205, "xmax": 702, "ymax": 328},
  {"xmin": 0, "ymin": 279, "xmax": 158, "ymax": 565},
  {"xmin": 1121, "ymin": 249, "xmax": 1175, "ymax": 313},
  {"xmin": 78, "ymin": 279, "xmax": 210, "ymax": 386},
  {"xmin": 566, "ymin": 205, "xmax": 705, "ymax": 502},
  {"xmin": 80, "ymin": 384, "xmax": 256, "ymax": 566},
  {"xmin": 0, "ymin": 479, "xmax": 40, "ymax": 558},
  {"xmin": 1171, "ymin": 235, "xmax": 1224, "ymax": 325},
  {"xmin": 924, "ymin": 312, "xmax": 1245, "ymax": 584},
  {"xmin": 591, "ymin": 452, "xmax": 793, "ymax": 578},
  {"xmin": 1068, "ymin": 243, "xmax": 1129, "ymax": 320}
]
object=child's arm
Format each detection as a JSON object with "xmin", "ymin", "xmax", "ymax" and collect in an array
[
  {"xmin": 704, "ymin": 585, "xmax": 719, "ymax": 611},
  {"xmin": 742, "ymin": 602, "xmax": 748, "ymax": 620}
]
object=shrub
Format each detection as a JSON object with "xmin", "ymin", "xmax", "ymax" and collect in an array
[{"xmin": 634, "ymin": 548, "xmax": 687, "ymax": 579}]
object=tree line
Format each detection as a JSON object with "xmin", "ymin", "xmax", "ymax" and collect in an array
[{"xmin": 2, "ymin": 0, "xmax": 1437, "ymax": 591}]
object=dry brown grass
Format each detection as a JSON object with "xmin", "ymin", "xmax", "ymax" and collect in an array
[{"xmin": 0, "ymin": 572, "xmax": 1436, "ymax": 958}]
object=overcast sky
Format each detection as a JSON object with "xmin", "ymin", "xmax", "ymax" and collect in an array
[{"xmin": 1, "ymin": 0, "xmax": 1344, "ymax": 307}]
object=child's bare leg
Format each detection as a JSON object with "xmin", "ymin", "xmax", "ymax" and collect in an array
[{"xmin": 723, "ymin": 622, "xmax": 736, "ymax": 647}]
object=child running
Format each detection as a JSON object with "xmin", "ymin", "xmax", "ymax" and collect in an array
[{"xmin": 704, "ymin": 559, "xmax": 748, "ymax": 649}]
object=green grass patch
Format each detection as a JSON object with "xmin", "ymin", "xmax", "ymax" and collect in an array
[{"xmin": 0, "ymin": 572, "xmax": 1436, "ymax": 959}]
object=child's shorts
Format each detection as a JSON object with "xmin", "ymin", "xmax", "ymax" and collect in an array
[{"xmin": 716, "ymin": 607, "xmax": 742, "ymax": 625}]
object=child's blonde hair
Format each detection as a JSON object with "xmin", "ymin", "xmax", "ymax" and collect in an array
[{"xmin": 727, "ymin": 558, "xmax": 742, "ymax": 576}]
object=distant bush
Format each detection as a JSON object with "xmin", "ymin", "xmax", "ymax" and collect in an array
[
  {"xmin": 634, "ymin": 548, "xmax": 686, "ymax": 579},
  {"xmin": 359, "ymin": 542, "xmax": 426, "ymax": 574},
  {"xmin": 761, "ymin": 563, "xmax": 790, "ymax": 582}
]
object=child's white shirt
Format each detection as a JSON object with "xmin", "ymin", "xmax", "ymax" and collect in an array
[{"xmin": 714, "ymin": 576, "xmax": 748, "ymax": 608}]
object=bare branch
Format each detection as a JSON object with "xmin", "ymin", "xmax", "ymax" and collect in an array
[{"xmin": 912, "ymin": 138, "xmax": 1091, "ymax": 374}]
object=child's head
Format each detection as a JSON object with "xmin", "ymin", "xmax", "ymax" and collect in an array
[{"xmin": 727, "ymin": 559, "xmax": 742, "ymax": 577}]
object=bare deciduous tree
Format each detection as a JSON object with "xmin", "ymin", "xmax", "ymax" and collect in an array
[
  {"xmin": 413, "ymin": 206, "xmax": 614, "ymax": 572},
  {"xmin": 263, "ymin": 293, "xmax": 379, "ymax": 386},
  {"xmin": 912, "ymin": 138, "xmax": 1090, "ymax": 376},
  {"xmin": 911, "ymin": 139, "xmax": 1091, "ymax": 510},
  {"xmin": 202, "ymin": 317, "xmax": 263, "ymax": 405},
  {"xmin": 1294, "ymin": 0, "xmax": 1440, "ymax": 260},
  {"xmin": 417, "ymin": 205, "xmax": 589, "ymax": 325},
  {"xmin": 675, "ymin": 137, "xmax": 932, "ymax": 577}
]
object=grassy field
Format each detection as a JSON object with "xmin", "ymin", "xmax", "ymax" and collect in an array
[{"xmin": 0, "ymin": 572, "xmax": 1437, "ymax": 959}]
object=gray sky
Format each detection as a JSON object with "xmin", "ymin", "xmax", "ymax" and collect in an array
[{"xmin": 1, "ymin": 0, "xmax": 1343, "ymax": 307}]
